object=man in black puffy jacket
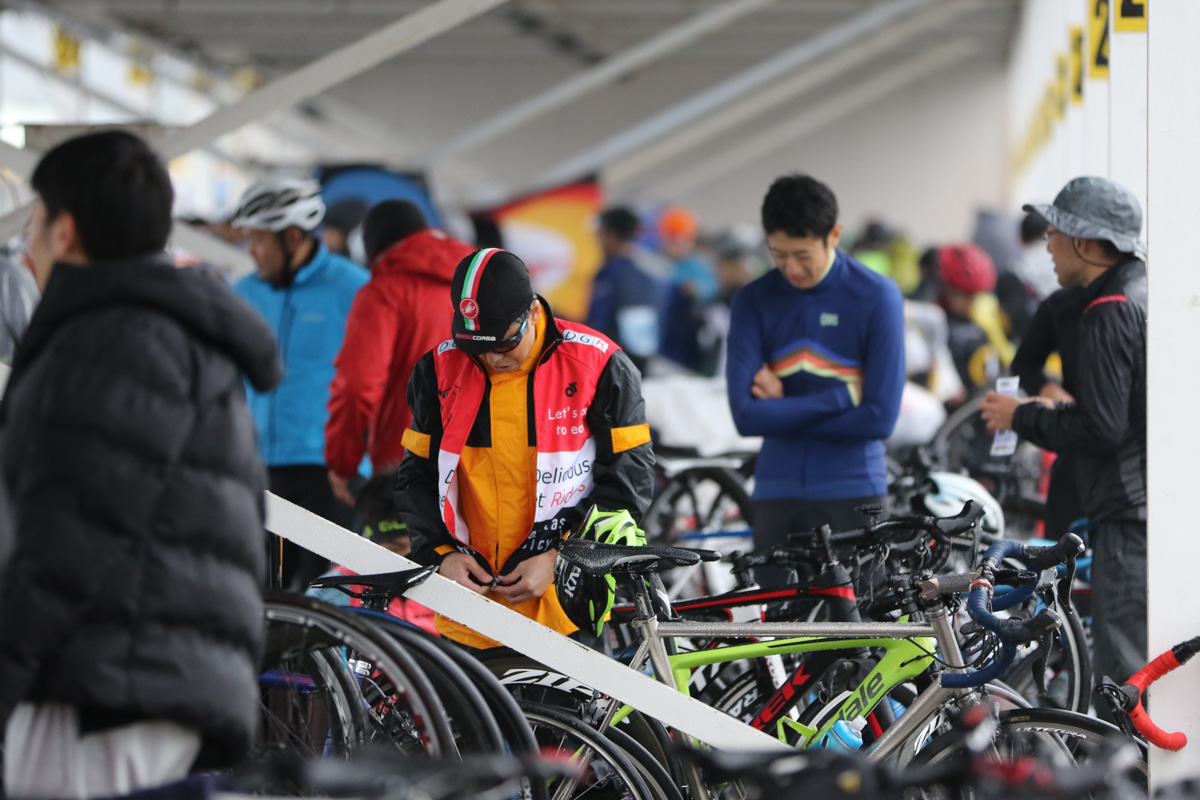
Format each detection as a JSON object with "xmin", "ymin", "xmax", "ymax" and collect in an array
[
  {"xmin": 0, "ymin": 131, "xmax": 282, "ymax": 797},
  {"xmin": 982, "ymin": 176, "xmax": 1147, "ymax": 690}
]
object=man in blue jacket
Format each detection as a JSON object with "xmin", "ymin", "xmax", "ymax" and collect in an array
[
  {"xmin": 233, "ymin": 177, "xmax": 368, "ymax": 589},
  {"xmin": 727, "ymin": 174, "xmax": 905, "ymax": 587},
  {"xmin": 586, "ymin": 206, "xmax": 662, "ymax": 372}
]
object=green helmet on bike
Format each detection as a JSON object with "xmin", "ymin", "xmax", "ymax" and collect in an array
[{"xmin": 554, "ymin": 505, "xmax": 646, "ymax": 638}]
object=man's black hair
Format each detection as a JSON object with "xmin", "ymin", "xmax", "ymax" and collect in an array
[
  {"xmin": 362, "ymin": 200, "xmax": 428, "ymax": 263},
  {"xmin": 1019, "ymin": 211, "xmax": 1045, "ymax": 245},
  {"xmin": 599, "ymin": 207, "xmax": 641, "ymax": 242},
  {"xmin": 1096, "ymin": 238, "xmax": 1123, "ymax": 261},
  {"xmin": 761, "ymin": 174, "xmax": 838, "ymax": 239},
  {"xmin": 31, "ymin": 129, "xmax": 173, "ymax": 260}
]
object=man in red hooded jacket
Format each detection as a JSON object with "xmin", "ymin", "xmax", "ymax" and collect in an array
[{"xmin": 326, "ymin": 201, "xmax": 473, "ymax": 504}]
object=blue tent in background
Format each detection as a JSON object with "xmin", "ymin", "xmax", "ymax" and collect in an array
[{"xmin": 316, "ymin": 165, "xmax": 443, "ymax": 230}]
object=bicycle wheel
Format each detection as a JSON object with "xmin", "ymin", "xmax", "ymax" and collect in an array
[
  {"xmin": 711, "ymin": 666, "xmax": 773, "ymax": 723},
  {"xmin": 257, "ymin": 644, "xmax": 365, "ymax": 758},
  {"xmin": 930, "ymin": 394, "xmax": 1045, "ymax": 540},
  {"xmin": 643, "ymin": 466, "xmax": 754, "ymax": 600},
  {"xmin": 912, "ymin": 707, "xmax": 1147, "ymax": 793},
  {"xmin": 519, "ymin": 701, "xmax": 655, "ymax": 800},
  {"xmin": 930, "ymin": 393, "xmax": 988, "ymax": 469},
  {"xmin": 261, "ymin": 593, "xmax": 456, "ymax": 758},
  {"xmin": 350, "ymin": 609, "xmax": 505, "ymax": 755},
  {"xmin": 483, "ymin": 652, "xmax": 681, "ymax": 789},
  {"xmin": 604, "ymin": 724, "xmax": 687, "ymax": 800},
  {"xmin": 365, "ymin": 614, "xmax": 542, "ymax": 754}
]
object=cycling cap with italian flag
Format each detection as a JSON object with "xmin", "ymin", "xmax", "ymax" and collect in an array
[{"xmin": 450, "ymin": 248, "xmax": 535, "ymax": 355}]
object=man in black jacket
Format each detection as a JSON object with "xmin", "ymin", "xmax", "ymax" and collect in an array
[
  {"xmin": 982, "ymin": 176, "xmax": 1147, "ymax": 688},
  {"xmin": 1010, "ymin": 285, "xmax": 1086, "ymax": 539},
  {"xmin": 0, "ymin": 131, "xmax": 282, "ymax": 797}
]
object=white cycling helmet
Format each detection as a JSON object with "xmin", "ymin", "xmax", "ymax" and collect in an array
[
  {"xmin": 232, "ymin": 177, "xmax": 325, "ymax": 232},
  {"xmin": 922, "ymin": 471, "xmax": 1005, "ymax": 538}
]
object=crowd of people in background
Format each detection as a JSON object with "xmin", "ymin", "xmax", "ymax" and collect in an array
[
  {"xmin": 156, "ymin": 178, "xmax": 1125, "ymax": 598},
  {"xmin": 0, "ymin": 172, "xmax": 1099, "ymax": 474},
  {"xmin": 578, "ymin": 197, "xmax": 1080, "ymax": 433},
  {"xmin": 0, "ymin": 125, "xmax": 1147, "ymax": 796}
]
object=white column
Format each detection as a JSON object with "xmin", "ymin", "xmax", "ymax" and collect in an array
[{"xmin": 1147, "ymin": 0, "xmax": 1200, "ymax": 787}]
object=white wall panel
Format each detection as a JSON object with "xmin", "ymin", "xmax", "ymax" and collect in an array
[{"xmin": 1147, "ymin": 0, "xmax": 1200, "ymax": 787}]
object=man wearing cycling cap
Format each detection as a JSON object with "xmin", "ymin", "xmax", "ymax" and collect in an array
[
  {"xmin": 395, "ymin": 248, "xmax": 654, "ymax": 648},
  {"xmin": 982, "ymin": 176, "xmax": 1147, "ymax": 688}
]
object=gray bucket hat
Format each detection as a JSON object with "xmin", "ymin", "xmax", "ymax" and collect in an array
[{"xmin": 1023, "ymin": 176, "xmax": 1146, "ymax": 257}]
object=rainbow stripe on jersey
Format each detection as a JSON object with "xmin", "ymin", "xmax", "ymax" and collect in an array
[{"xmin": 769, "ymin": 339, "xmax": 864, "ymax": 407}]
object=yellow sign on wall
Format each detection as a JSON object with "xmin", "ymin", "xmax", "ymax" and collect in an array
[
  {"xmin": 1114, "ymin": 0, "xmax": 1147, "ymax": 32},
  {"xmin": 1070, "ymin": 26, "xmax": 1085, "ymax": 103},
  {"xmin": 1056, "ymin": 54, "xmax": 1069, "ymax": 117},
  {"xmin": 127, "ymin": 41, "xmax": 154, "ymax": 88},
  {"xmin": 53, "ymin": 27, "xmax": 81, "ymax": 76},
  {"xmin": 1089, "ymin": 0, "xmax": 1110, "ymax": 79}
]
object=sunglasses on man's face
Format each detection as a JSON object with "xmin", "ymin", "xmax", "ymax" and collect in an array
[{"xmin": 490, "ymin": 310, "xmax": 531, "ymax": 354}]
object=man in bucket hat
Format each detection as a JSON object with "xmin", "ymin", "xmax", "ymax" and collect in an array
[
  {"xmin": 982, "ymin": 176, "xmax": 1147, "ymax": 689},
  {"xmin": 394, "ymin": 248, "xmax": 654, "ymax": 649}
]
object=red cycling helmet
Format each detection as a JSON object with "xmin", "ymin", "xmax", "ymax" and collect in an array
[{"xmin": 937, "ymin": 244, "xmax": 996, "ymax": 294}]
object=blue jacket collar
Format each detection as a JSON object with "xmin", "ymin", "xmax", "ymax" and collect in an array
[
  {"xmin": 774, "ymin": 248, "xmax": 846, "ymax": 295},
  {"xmin": 289, "ymin": 241, "xmax": 333, "ymax": 287}
]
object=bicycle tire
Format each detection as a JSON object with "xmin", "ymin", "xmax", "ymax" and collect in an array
[
  {"xmin": 262, "ymin": 592, "xmax": 456, "ymax": 757},
  {"xmin": 603, "ymin": 723, "xmax": 687, "ymax": 800},
  {"xmin": 362, "ymin": 617, "xmax": 548, "ymax": 800},
  {"xmin": 929, "ymin": 393, "xmax": 987, "ymax": 468},
  {"xmin": 711, "ymin": 667, "xmax": 773, "ymax": 724},
  {"xmin": 913, "ymin": 707, "xmax": 1147, "ymax": 786},
  {"xmin": 349, "ymin": 609, "xmax": 505, "ymax": 755},
  {"xmin": 518, "ymin": 701, "xmax": 656, "ymax": 800},
  {"xmin": 930, "ymin": 394, "xmax": 1046, "ymax": 540},
  {"xmin": 365, "ymin": 615, "xmax": 541, "ymax": 753},
  {"xmin": 481, "ymin": 652, "xmax": 680, "ymax": 788},
  {"xmin": 257, "ymin": 644, "xmax": 365, "ymax": 759},
  {"xmin": 645, "ymin": 466, "xmax": 754, "ymax": 545}
]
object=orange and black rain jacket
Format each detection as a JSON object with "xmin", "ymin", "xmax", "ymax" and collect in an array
[{"xmin": 395, "ymin": 298, "xmax": 654, "ymax": 646}]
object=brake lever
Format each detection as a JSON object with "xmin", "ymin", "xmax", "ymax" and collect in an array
[
  {"xmin": 1095, "ymin": 679, "xmax": 1142, "ymax": 741},
  {"xmin": 1031, "ymin": 624, "xmax": 1058, "ymax": 699},
  {"xmin": 1058, "ymin": 552, "xmax": 1078, "ymax": 617}
]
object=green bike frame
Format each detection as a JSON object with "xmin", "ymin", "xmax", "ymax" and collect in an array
[{"xmin": 667, "ymin": 635, "xmax": 936, "ymax": 745}]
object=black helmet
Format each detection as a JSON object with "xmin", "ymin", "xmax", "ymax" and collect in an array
[{"xmin": 554, "ymin": 505, "xmax": 646, "ymax": 638}]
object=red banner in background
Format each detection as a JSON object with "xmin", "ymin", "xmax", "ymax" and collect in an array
[{"xmin": 481, "ymin": 180, "xmax": 604, "ymax": 322}]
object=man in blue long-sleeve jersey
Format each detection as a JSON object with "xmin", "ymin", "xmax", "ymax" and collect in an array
[{"xmin": 727, "ymin": 174, "xmax": 905, "ymax": 587}]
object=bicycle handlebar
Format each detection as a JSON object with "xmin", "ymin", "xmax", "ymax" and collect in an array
[
  {"xmin": 786, "ymin": 501, "xmax": 985, "ymax": 550},
  {"xmin": 1121, "ymin": 635, "xmax": 1200, "ymax": 751},
  {"xmin": 942, "ymin": 533, "xmax": 1081, "ymax": 690},
  {"xmin": 982, "ymin": 533, "xmax": 1086, "ymax": 573}
]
